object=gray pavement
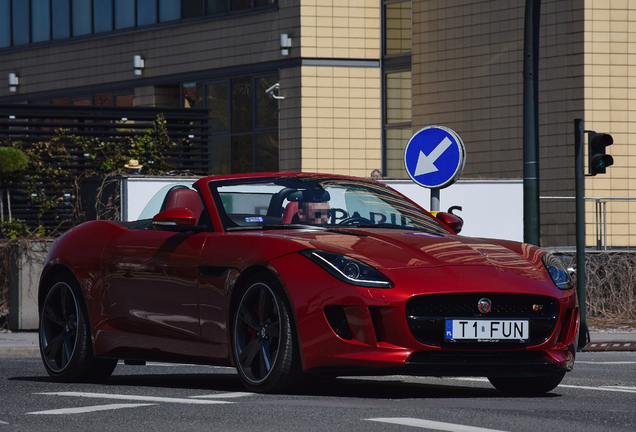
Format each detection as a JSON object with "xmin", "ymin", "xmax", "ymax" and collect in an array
[
  {"xmin": 0, "ymin": 331, "xmax": 39, "ymax": 358},
  {"xmin": 1, "ymin": 329, "xmax": 635, "ymax": 359}
]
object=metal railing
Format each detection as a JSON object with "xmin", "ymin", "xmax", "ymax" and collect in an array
[{"xmin": 541, "ymin": 196, "xmax": 636, "ymax": 250}]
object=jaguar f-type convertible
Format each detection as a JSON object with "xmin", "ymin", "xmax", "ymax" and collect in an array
[{"xmin": 38, "ymin": 173, "xmax": 579, "ymax": 394}]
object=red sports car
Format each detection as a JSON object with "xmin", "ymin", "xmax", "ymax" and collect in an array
[{"xmin": 38, "ymin": 173, "xmax": 579, "ymax": 394}]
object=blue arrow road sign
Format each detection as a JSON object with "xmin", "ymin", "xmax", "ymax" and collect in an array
[{"xmin": 404, "ymin": 126, "xmax": 466, "ymax": 189}]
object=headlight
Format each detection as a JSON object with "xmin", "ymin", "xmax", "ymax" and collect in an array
[
  {"xmin": 542, "ymin": 253, "xmax": 574, "ymax": 290},
  {"xmin": 300, "ymin": 250, "xmax": 393, "ymax": 288}
]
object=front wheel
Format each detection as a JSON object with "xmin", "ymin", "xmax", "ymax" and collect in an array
[
  {"xmin": 232, "ymin": 272, "xmax": 302, "ymax": 393},
  {"xmin": 487, "ymin": 371, "xmax": 566, "ymax": 395},
  {"xmin": 39, "ymin": 275, "xmax": 117, "ymax": 382}
]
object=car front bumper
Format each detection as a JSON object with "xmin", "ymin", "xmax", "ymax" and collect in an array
[{"xmin": 269, "ymin": 252, "xmax": 579, "ymax": 377}]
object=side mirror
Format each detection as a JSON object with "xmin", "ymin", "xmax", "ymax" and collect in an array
[
  {"xmin": 152, "ymin": 208, "xmax": 203, "ymax": 232},
  {"xmin": 433, "ymin": 211, "xmax": 463, "ymax": 234}
]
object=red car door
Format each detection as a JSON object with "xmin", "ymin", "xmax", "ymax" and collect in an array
[{"xmin": 101, "ymin": 228, "xmax": 207, "ymax": 339}]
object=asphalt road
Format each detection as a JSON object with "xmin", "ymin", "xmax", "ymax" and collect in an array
[{"xmin": 1, "ymin": 352, "xmax": 634, "ymax": 432}]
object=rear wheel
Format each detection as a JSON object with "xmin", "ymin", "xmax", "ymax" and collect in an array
[
  {"xmin": 39, "ymin": 275, "xmax": 117, "ymax": 382},
  {"xmin": 232, "ymin": 272, "xmax": 302, "ymax": 393},
  {"xmin": 488, "ymin": 371, "xmax": 566, "ymax": 395}
]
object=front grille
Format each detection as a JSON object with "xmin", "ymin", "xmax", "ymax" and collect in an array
[{"xmin": 406, "ymin": 293, "xmax": 559, "ymax": 348}]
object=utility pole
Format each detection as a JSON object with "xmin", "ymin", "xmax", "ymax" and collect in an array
[{"xmin": 523, "ymin": 0, "xmax": 541, "ymax": 245}]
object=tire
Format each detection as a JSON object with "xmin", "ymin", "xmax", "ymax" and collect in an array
[
  {"xmin": 232, "ymin": 272, "xmax": 302, "ymax": 393},
  {"xmin": 488, "ymin": 371, "xmax": 566, "ymax": 395},
  {"xmin": 39, "ymin": 275, "xmax": 117, "ymax": 382}
]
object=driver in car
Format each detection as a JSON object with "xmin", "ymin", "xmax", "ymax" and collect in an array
[
  {"xmin": 287, "ymin": 189, "xmax": 331, "ymax": 225},
  {"xmin": 297, "ymin": 200, "xmax": 330, "ymax": 225}
]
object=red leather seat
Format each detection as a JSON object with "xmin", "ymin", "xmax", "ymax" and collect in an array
[
  {"xmin": 164, "ymin": 188, "xmax": 203, "ymax": 224},
  {"xmin": 281, "ymin": 201, "xmax": 298, "ymax": 224}
]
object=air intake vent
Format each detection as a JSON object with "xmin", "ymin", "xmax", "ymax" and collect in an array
[{"xmin": 324, "ymin": 306, "xmax": 353, "ymax": 340}]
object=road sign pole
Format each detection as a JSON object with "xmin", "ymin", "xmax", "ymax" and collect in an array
[{"xmin": 431, "ymin": 189, "xmax": 440, "ymax": 212}]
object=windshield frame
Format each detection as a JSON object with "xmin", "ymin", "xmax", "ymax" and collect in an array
[{"xmin": 207, "ymin": 175, "xmax": 450, "ymax": 235}]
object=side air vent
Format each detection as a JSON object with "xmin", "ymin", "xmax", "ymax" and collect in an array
[{"xmin": 324, "ymin": 306, "xmax": 353, "ymax": 340}]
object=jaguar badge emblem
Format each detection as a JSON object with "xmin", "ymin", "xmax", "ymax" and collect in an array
[{"xmin": 478, "ymin": 298, "xmax": 492, "ymax": 313}]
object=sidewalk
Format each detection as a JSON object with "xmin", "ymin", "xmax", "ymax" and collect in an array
[
  {"xmin": 0, "ymin": 331, "xmax": 39, "ymax": 358},
  {"xmin": 1, "ymin": 330, "xmax": 635, "ymax": 359}
]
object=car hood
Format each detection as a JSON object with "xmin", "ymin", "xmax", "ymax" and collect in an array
[{"xmin": 265, "ymin": 227, "xmax": 547, "ymax": 278}]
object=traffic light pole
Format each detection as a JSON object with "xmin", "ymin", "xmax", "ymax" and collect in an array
[{"xmin": 574, "ymin": 119, "xmax": 588, "ymax": 349}]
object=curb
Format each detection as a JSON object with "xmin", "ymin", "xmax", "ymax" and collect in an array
[
  {"xmin": 582, "ymin": 341, "xmax": 636, "ymax": 352},
  {"xmin": 0, "ymin": 347, "xmax": 40, "ymax": 358}
]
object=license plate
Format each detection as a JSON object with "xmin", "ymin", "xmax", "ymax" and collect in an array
[{"xmin": 445, "ymin": 319, "xmax": 529, "ymax": 341}]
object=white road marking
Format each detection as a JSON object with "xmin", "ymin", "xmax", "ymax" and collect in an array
[
  {"xmin": 450, "ymin": 377, "xmax": 489, "ymax": 383},
  {"xmin": 576, "ymin": 361, "xmax": 636, "ymax": 365},
  {"xmin": 441, "ymin": 378, "xmax": 636, "ymax": 394},
  {"xmin": 36, "ymin": 392, "xmax": 232, "ymax": 404},
  {"xmin": 0, "ymin": 420, "xmax": 9, "ymax": 424},
  {"xmin": 27, "ymin": 403, "xmax": 155, "ymax": 415},
  {"xmin": 559, "ymin": 385, "xmax": 636, "ymax": 394},
  {"xmin": 366, "ymin": 417, "xmax": 510, "ymax": 432},
  {"xmin": 190, "ymin": 392, "xmax": 254, "ymax": 399}
]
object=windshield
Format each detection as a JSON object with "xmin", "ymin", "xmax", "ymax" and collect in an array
[{"xmin": 209, "ymin": 176, "xmax": 449, "ymax": 234}]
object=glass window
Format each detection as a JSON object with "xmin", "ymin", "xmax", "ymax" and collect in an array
[
  {"xmin": 206, "ymin": 0, "xmax": 227, "ymax": 14},
  {"xmin": 385, "ymin": 127, "xmax": 411, "ymax": 178},
  {"xmin": 231, "ymin": 0, "xmax": 251, "ymax": 11},
  {"xmin": 386, "ymin": 71, "xmax": 411, "ymax": 124},
  {"xmin": 231, "ymin": 135, "xmax": 254, "ymax": 173},
  {"xmin": 94, "ymin": 93, "xmax": 113, "ymax": 105},
  {"xmin": 52, "ymin": 0, "xmax": 71, "ymax": 39},
  {"xmin": 31, "ymin": 0, "xmax": 51, "ymax": 42},
  {"xmin": 93, "ymin": 0, "xmax": 113, "ymax": 33},
  {"xmin": 182, "ymin": 0, "xmax": 203, "ymax": 18},
  {"xmin": 207, "ymin": 82, "xmax": 229, "ymax": 132},
  {"xmin": 183, "ymin": 82, "xmax": 203, "ymax": 108},
  {"xmin": 159, "ymin": 0, "xmax": 181, "ymax": 21},
  {"xmin": 72, "ymin": 0, "xmax": 92, "ymax": 36},
  {"xmin": 115, "ymin": 93, "xmax": 134, "ymax": 106},
  {"xmin": 256, "ymin": 76, "xmax": 278, "ymax": 129},
  {"xmin": 196, "ymin": 74, "xmax": 279, "ymax": 175},
  {"xmin": 385, "ymin": 1, "xmax": 411, "ymax": 55},
  {"xmin": 231, "ymin": 77, "xmax": 253, "ymax": 133},
  {"xmin": 137, "ymin": 0, "xmax": 158, "ymax": 26},
  {"xmin": 210, "ymin": 136, "xmax": 231, "ymax": 175},
  {"xmin": 115, "ymin": 0, "xmax": 135, "ymax": 29},
  {"xmin": 254, "ymin": 132, "xmax": 278, "ymax": 172},
  {"xmin": 12, "ymin": 0, "xmax": 30, "ymax": 45},
  {"xmin": 0, "ymin": 0, "xmax": 11, "ymax": 47}
]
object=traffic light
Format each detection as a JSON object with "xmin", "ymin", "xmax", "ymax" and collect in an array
[{"xmin": 588, "ymin": 131, "xmax": 613, "ymax": 175}]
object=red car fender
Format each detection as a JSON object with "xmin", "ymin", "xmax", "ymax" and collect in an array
[{"xmin": 38, "ymin": 221, "xmax": 124, "ymax": 326}]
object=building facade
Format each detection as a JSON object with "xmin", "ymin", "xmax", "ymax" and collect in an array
[{"xmin": 0, "ymin": 0, "xmax": 634, "ymax": 248}]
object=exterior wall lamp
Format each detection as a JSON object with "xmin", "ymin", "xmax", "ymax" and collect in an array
[
  {"xmin": 133, "ymin": 55, "xmax": 145, "ymax": 75},
  {"xmin": 280, "ymin": 34, "xmax": 292, "ymax": 56},
  {"xmin": 8, "ymin": 73, "xmax": 19, "ymax": 92}
]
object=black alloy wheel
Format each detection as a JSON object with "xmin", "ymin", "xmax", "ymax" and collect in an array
[
  {"xmin": 39, "ymin": 275, "xmax": 116, "ymax": 382},
  {"xmin": 232, "ymin": 272, "xmax": 301, "ymax": 393}
]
